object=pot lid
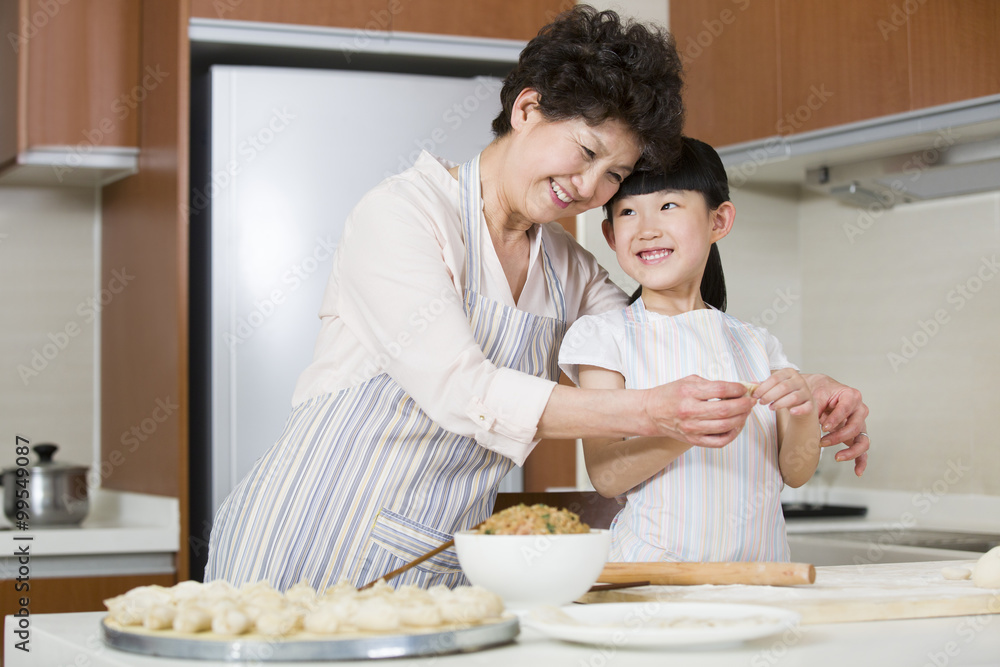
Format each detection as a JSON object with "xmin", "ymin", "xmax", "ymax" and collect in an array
[{"xmin": 7, "ymin": 443, "xmax": 90, "ymax": 473}]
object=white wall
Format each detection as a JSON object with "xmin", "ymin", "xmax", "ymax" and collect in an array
[
  {"xmin": 723, "ymin": 185, "xmax": 802, "ymax": 365},
  {"xmin": 800, "ymin": 190, "xmax": 1000, "ymax": 496},
  {"xmin": 0, "ymin": 186, "xmax": 100, "ymax": 475}
]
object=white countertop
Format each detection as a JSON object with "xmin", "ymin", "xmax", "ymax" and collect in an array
[
  {"xmin": 7, "ymin": 595, "xmax": 1000, "ymax": 666},
  {"xmin": 0, "ymin": 489, "xmax": 179, "ymax": 579},
  {"xmin": 783, "ymin": 487, "xmax": 1000, "ymax": 534}
]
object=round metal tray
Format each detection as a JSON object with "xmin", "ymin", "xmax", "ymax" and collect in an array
[{"xmin": 101, "ymin": 616, "xmax": 519, "ymax": 661}]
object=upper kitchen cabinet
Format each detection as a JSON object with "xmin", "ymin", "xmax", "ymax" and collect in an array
[
  {"xmin": 0, "ymin": 0, "xmax": 141, "ymax": 186},
  {"xmin": 672, "ymin": 0, "xmax": 780, "ymax": 148},
  {"xmin": 908, "ymin": 0, "xmax": 1000, "ymax": 110},
  {"xmin": 777, "ymin": 0, "xmax": 909, "ymax": 134},
  {"xmin": 671, "ymin": 0, "xmax": 999, "ymax": 146},
  {"xmin": 189, "ymin": 0, "xmax": 565, "ymax": 40}
]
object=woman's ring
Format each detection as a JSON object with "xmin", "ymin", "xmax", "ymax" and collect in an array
[{"xmin": 858, "ymin": 432, "xmax": 870, "ymax": 440}]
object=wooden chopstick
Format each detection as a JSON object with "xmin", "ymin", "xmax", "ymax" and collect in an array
[{"xmin": 357, "ymin": 520, "xmax": 486, "ymax": 590}]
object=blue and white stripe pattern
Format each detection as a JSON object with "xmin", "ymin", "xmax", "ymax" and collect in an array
[
  {"xmin": 610, "ymin": 299, "xmax": 791, "ymax": 563},
  {"xmin": 205, "ymin": 153, "xmax": 567, "ymax": 591}
]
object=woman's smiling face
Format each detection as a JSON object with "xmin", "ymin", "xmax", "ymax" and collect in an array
[
  {"xmin": 503, "ymin": 90, "xmax": 643, "ymax": 224},
  {"xmin": 602, "ymin": 189, "xmax": 734, "ymax": 310}
]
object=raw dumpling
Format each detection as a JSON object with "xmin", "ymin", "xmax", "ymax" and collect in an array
[
  {"xmin": 454, "ymin": 586, "xmax": 503, "ymax": 619},
  {"xmin": 105, "ymin": 586, "xmax": 173, "ymax": 626},
  {"xmin": 394, "ymin": 585, "xmax": 433, "ymax": 606},
  {"xmin": 170, "ymin": 580, "xmax": 205, "ymax": 603},
  {"xmin": 438, "ymin": 597, "xmax": 487, "ymax": 625},
  {"xmin": 398, "ymin": 602, "xmax": 442, "ymax": 628},
  {"xmin": 211, "ymin": 607, "xmax": 251, "ymax": 635},
  {"xmin": 354, "ymin": 598, "xmax": 401, "ymax": 632},
  {"xmin": 142, "ymin": 604, "xmax": 177, "ymax": 630},
  {"xmin": 321, "ymin": 580, "xmax": 357, "ymax": 600},
  {"xmin": 173, "ymin": 605, "xmax": 213, "ymax": 633},
  {"xmin": 256, "ymin": 608, "xmax": 303, "ymax": 637},
  {"xmin": 358, "ymin": 580, "xmax": 394, "ymax": 600},
  {"xmin": 285, "ymin": 581, "xmax": 318, "ymax": 606},
  {"xmin": 201, "ymin": 580, "xmax": 236, "ymax": 598},
  {"xmin": 303, "ymin": 606, "xmax": 341, "ymax": 634}
]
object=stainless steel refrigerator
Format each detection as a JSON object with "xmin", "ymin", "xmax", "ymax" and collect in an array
[{"xmin": 189, "ymin": 63, "xmax": 516, "ymax": 578}]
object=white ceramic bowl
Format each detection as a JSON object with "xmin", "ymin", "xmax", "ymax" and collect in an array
[{"xmin": 454, "ymin": 529, "xmax": 611, "ymax": 608}]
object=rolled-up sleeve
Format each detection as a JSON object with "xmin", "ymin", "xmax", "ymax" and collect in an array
[{"xmin": 334, "ymin": 186, "xmax": 556, "ymax": 466}]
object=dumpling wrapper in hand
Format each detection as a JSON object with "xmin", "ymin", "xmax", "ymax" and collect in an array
[{"xmin": 739, "ymin": 381, "xmax": 760, "ymax": 398}]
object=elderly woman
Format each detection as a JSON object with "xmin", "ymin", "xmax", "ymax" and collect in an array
[{"xmin": 206, "ymin": 6, "xmax": 868, "ymax": 591}]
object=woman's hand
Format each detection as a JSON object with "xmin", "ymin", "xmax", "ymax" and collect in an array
[
  {"xmin": 802, "ymin": 374, "xmax": 869, "ymax": 476},
  {"xmin": 643, "ymin": 375, "xmax": 755, "ymax": 448}
]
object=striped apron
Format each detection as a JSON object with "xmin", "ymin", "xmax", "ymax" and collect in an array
[
  {"xmin": 205, "ymin": 154, "xmax": 567, "ymax": 591},
  {"xmin": 610, "ymin": 300, "xmax": 790, "ymax": 563}
]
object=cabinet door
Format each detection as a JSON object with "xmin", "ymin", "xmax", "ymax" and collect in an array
[
  {"xmin": 909, "ymin": 0, "xmax": 1000, "ymax": 110},
  {"xmin": 393, "ymin": 0, "xmax": 570, "ymax": 41},
  {"xmin": 189, "ymin": 0, "xmax": 380, "ymax": 29},
  {"xmin": 671, "ymin": 0, "xmax": 780, "ymax": 147},
  {"xmin": 191, "ymin": 0, "xmax": 570, "ymax": 41},
  {"xmin": 19, "ymin": 0, "xmax": 140, "ymax": 150},
  {"xmin": 777, "ymin": 0, "xmax": 909, "ymax": 134}
]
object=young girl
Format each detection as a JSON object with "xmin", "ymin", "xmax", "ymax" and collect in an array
[{"xmin": 558, "ymin": 137, "xmax": 821, "ymax": 562}]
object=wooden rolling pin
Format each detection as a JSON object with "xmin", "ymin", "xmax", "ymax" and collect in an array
[{"xmin": 598, "ymin": 561, "xmax": 816, "ymax": 587}]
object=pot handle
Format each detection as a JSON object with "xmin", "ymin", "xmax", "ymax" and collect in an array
[{"xmin": 34, "ymin": 443, "xmax": 58, "ymax": 463}]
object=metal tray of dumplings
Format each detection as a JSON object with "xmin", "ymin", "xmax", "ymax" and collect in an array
[{"xmin": 101, "ymin": 616, "xmax": 519, "ymax": 661}]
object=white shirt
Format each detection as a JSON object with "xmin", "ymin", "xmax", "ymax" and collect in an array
[{"xmin": 293, "ymin": 152, "xmax": 628, "ymax": 464}]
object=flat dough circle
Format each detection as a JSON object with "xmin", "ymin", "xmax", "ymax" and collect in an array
[{"xmin": 940, "ymin": 566, "xmax": 972, "ymax": 581}]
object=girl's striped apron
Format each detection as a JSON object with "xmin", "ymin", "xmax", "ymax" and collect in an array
[
  {"xmin": 205, "ymin": 154, "xmax": 567, "ymax": 591},
  {"xmin": 610, "ymin": 300, "xmax": 790, "ymax": 563}
]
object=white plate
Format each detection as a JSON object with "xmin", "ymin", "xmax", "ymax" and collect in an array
[{"xmin": 523, "ymin": 602, "xmax": 801, "ymax": 649}]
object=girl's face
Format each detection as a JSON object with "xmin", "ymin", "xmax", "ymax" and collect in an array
[
  {"xmin": 602, "ymin": 189, "xmax": 734, "ymax": 312},
  {"xmin": 504, "ymin": 90, "xmax": 643, "ymax": 224}
]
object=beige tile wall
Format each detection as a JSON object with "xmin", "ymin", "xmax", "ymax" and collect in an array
[
  {"xmin": 723, "ymin": 186, "xmax": 803, "ymax": 365},
  {"xmin": 0, "ymin": 186, "xmax": 100, "ymax": 475},
  {"xmin": 799, "ymin": 190, "xmax": 1000, "ymax": 496}
]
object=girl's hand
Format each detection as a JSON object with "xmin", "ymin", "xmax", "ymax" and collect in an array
[
  {"xmin": 643, "ymin": 375, "xmax": 755, "ymax": 449},
  {"xmin": 751, "ymin": 368, "xmax": 815, "ymax": 416}
]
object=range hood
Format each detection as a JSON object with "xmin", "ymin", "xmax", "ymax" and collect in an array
[{"xmin": 718, "ymin": 94, "xmax": 1000, "ymax": 208}]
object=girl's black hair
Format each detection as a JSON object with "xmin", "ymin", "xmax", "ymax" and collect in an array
[{"xmin": 604, "ymin": 137, "xmax": 729, "ymax": 311}]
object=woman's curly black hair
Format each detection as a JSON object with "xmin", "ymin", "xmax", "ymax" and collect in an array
[{"xmin": 491, "ymin": 5, "xmax": 685, "ymax": 172}]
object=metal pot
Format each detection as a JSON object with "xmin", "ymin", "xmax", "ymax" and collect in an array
[{"xmin": 1, "ymin": 443, "xmax": 90, "ymax": 526}]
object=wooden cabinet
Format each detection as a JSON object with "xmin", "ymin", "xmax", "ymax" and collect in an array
[
  {"xmin": 190, "ymin": 0, "xmax": 566, "ymax": 41},
  {"xmin": 671, "ymin": 0, "xmax": 1000, "ymax": 146},
  {"xmin": 0, "ymin": 0, "xmax": 140, "ymax": 183},
  {"xmin": 777, "ymin": 0, "xmax": 909, "ymax": 134},
  {"xmin": 673, "ymin": 0, "xmax": 780, "ymax": 148},
  {"xmin": 909, "ymin": 0, "xmax": 1000, "ymax": 110}
]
